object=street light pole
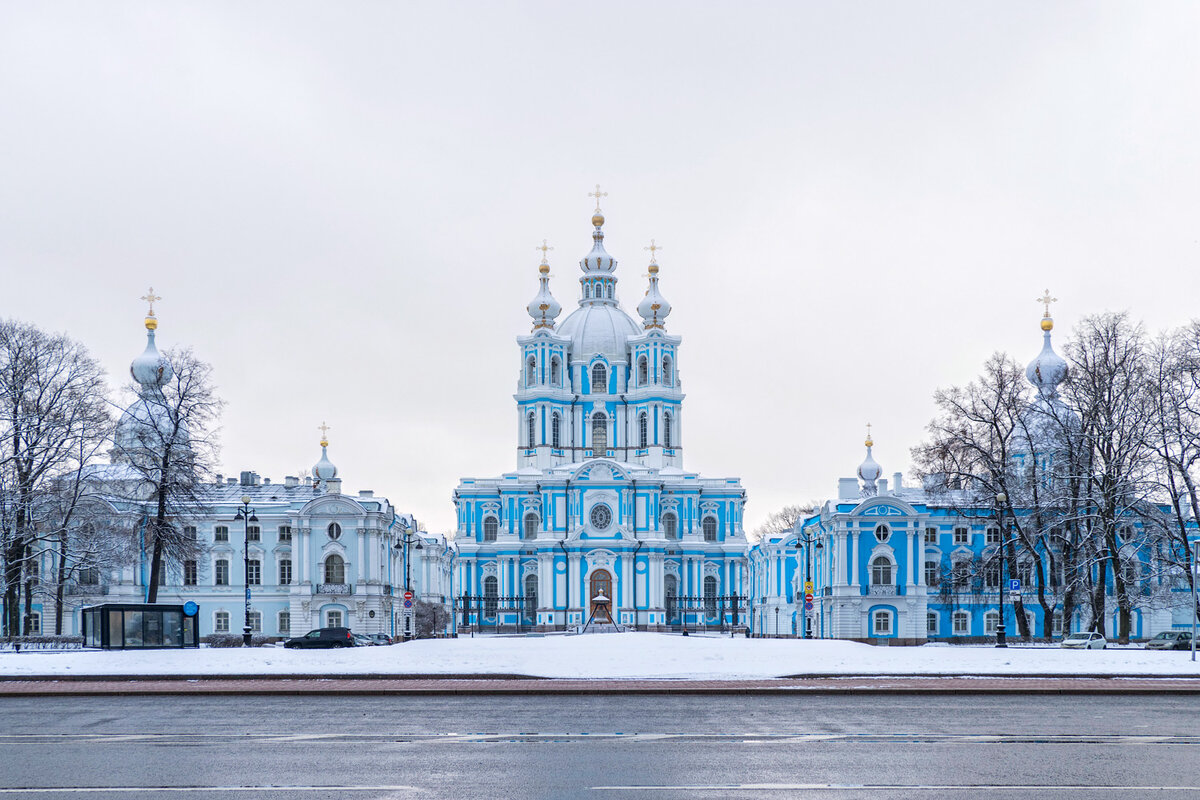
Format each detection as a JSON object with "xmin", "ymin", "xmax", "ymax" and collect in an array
[
  {"xmin": 394, "ymin": 520, "xmax": 423, "ymax": 641},
  {"xmin": 233, "ymin": 496, "xmax": 258, "ymax": 647},
  {"xmin": 1191, "ymin": 540, "xmax": 1197, "ymax": 663},
  {"xmin": 995, "ymin": 492, "xmax": 1008, "ymax": 649}
]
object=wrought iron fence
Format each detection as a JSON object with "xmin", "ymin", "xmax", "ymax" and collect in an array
[
  {"xmin": 458, "ymin": 593, "xmax": 538, "ymax": 633},
  {"xmin": 664, "ymin": 594, "xmax": 748, "ymax": 632}
]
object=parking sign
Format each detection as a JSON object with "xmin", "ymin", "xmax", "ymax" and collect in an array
[{"xmin": 1008, "ymin": 579, "xmax": 1021, "ymax": 592}]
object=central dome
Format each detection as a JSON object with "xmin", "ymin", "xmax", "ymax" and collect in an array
[{"xmin": 558, "ymin": 302, "xmax": 640, "ymax": 362}]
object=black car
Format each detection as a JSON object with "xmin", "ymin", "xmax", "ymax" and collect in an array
[
  {"xmin": 1145, "ymin": 630, "xmax": 1193, "ymax": 651},
  {"xmin": 283, "ymin": 627, "xmax": 357, "ymax": 649}
]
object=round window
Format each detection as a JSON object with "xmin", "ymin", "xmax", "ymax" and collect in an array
[
  {"xmin": 328, "ymin": 522, "xmax": 342, "ymax": 540},
  {"xmin": 590, "ymin": 504, "xmax": 612, "ymax": 530},
  {"xmin": 874, "ymin": 524, "xmax": 890, "ymax": 543}
]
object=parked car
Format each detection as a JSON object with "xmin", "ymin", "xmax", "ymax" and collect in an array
[
  {"xmin": 352, "ymin": 633, "xmax": 372, "ymax": 647},
  {"xmin": 1060, "ymin": 631, "xmax": 1107, "ymax": 650},
  {"xmin": 1145, "ymin": 631, "xmax": 1193, "ymax": 651},
  {"xmin": 283, "ymin": 627, "xmax": 358, "ymax": 649},
  {"xmin": 365, "ymin": 633, "xmax": 393, "ymax": 646}
]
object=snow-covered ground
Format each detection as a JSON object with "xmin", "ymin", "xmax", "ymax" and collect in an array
[{"xmin": 3, "ymin": 633, "xmax": 1200, "ymax": 680}]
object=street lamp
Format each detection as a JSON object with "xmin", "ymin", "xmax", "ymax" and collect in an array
[
  {"xmin": 233, "ymin": 495, "xmax": 258, "ymax": 647},
  {"xmin": 794, "ymin": 529, "xmax": 824, "ymax": 639},
  {"xmin": 995, "ymin": 492, "xmax": 1008, "ymax": 649},
  {"xmin": 394, "ymin": 520, "xmax": 424, "ymax": 641}
]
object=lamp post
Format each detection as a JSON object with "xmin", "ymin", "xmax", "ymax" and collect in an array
[
  {"xmin": 394, "ymin": 520, "xmax": 423, "ymax": 641},
  {"xmin": 233, "ymin": 496, "xmax": 258, "ymax": 647},
  {"xmin": 995, "ymin": 492, "xmax": 1008, "ymax": 649},
  {"xmin": 794, "ymin": 528, "xmax": 824, "ymax": 639}
]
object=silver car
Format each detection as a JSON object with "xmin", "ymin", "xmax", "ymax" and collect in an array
[{"xmin": 1061, "ymin": 631, "xmax": 1107, "ymax": 649}]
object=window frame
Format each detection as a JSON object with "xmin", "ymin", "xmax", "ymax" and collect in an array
[
  {"xmin": 872, "ymin": 609, "xmax": 892, "ymax": 636},
  {"xmin": 702, "ymin": 516, "xmax": 718, "ymax": 542},
  {"xmin": 483, "ymin": 516, "xmax": 499, "ymax": 542}
]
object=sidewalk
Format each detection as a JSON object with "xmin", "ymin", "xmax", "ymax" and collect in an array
[{"xmin": 3, "ymin": 675, "xmax": 1200, "ymax": 695}]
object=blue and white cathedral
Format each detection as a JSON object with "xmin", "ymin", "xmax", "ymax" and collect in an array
[{"xmin": 453, "ymin": 199, "xmax": 749, "ymax": 631}]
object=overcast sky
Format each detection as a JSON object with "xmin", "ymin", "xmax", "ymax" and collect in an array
[{"xmin": 1, "ymin": 2, "xmax": 1197, "ymax": 536}]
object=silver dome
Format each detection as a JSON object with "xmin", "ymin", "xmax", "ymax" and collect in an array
[{"xmin": 558, "ymin": 302, "xmax": 640, "ymax": 362}]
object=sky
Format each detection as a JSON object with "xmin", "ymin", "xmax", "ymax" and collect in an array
[{"xmin": 1, "ymin": 2, "xmax": 1197, "ymax": 537}]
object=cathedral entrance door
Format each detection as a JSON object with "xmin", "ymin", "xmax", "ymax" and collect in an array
[{"xmin": 589, "ymin": 569, "xmax": 613, "ymax": 623}]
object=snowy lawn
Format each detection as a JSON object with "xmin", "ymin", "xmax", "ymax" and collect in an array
[{"xmin": 3, "ymin": 633, "xmax": 1200, "ymax": 680}]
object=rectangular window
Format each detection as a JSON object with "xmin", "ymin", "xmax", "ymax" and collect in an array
[
  {"xmin": 986, "ymin": 527, "xmax": 1000, "ymax": 545},
  {"xmin": 985, "ymin": 613, "xmax": 999, "ymax": 635},
  {"xmin": 183, "ymin": 560, "xmax": 197, "ymax": 586},
  {"xmin": 1052, "ymin": 611, "xmax": 1063, "ymax": 635},
  {"xmin": 214, "ymin": 526, "xmax": 229, "ymax": 542},
  {"xmin": 247, "ymin": 560, "xmax": 261, "ymax": 586},
  {"xmin": 79, "ymin": 566, "xmax": 99, "ymax": 585},
  {"xmin": 215, "ymin": 559, "xmax": 229, "ymax": 586},
  {"xmin": 953, "ymin": 527, "xmax": 969, "ymax": 545},
  {"xmin": 28, "ymin": 611, "xmax": 41, "ymax": 634},
  {"xmin": 214, "ymin": 611, "xmax": 230, "ymax": 633},
  {"xmin": 278, "ymin": 526, "xmax": 292, "ymax": 542},
  {"xmin": 278, "ymin": 611, "xmax": 290, "ymax": 635},
  {"xmin": 872, "ymin": 611, "xmax": 892, "ymax": 635},
  {"xmin": 248, "ymin": 611, "xmax": 262, "ymax": 633},
  {"xmin": 326, "ymin": 610, "xmax": 343, "ymax": 628},
  {"xmin": 246, "ymin": 525, "xmax": 261, "ymax": 542},
  {"xmin": 279, "ymin": 559, "xmax": 292, "ymax": 586},
  {"xmin": 925, "ymin": 562, "xmax": 939, "ymax": 586},
  {"xmin": 924, "ymin": 527, "xmax": 938, "ymax": 544},
  {"xmin": 184, "ymin": 526, "xmax": 197, "ymax": 541},
  {"xmin": 927, "ymin": 612, "xmax": 938, "ymax": 635},
  {"xmin": 26, "ymin": 558, "xmax": 38, "ymax": 584},
  {"xmin": 953, "ymin": 612, "xmax": 969, "ymax": 635}
]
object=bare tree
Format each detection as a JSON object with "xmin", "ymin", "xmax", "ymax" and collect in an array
[
  {"xmin": 751, "ymin": 504, "xmax": 816, "ymax": 544},
  {"xmin": 0, "ymin": 320, "xmax": 111, "ymax": 636},
  {"xmin": 110, "ymin": 344, "xmax": 222, "ymax": 603}
]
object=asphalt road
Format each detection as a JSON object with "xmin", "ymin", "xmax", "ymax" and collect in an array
[{"xmin": 2, "ymin": 694, "xmax": 1199, "ymax": 799}]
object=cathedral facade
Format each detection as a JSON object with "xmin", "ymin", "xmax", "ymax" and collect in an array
[{"xmin": 453, "ymin": 200, "xmax": 749, "ymax": 631}]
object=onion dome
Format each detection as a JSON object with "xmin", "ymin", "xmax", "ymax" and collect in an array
[
  {"xmin": 130, "ymin": 290, "xmax": 173, "ymax": 389},
  {"xmin": 1026, "ymin": 290, "xmax": 1067, "ymax": 399},
  {"xmin": 527, "ymin": 241, "xmax": 562, "ymax": 331},
  {"xmin": 637, "ymin": 240, "xmax": 672, "ymax": 330},
  {"xmin": 312, "ymin": 424, "xmax": 338, "ymax": 481},
  {"xmin": 579, "ymin": 185, "xmax": 618, "ymax": 304},
  {"xmin": 857, "ymin": 426, "xmax": 882, "ymax": 494}
]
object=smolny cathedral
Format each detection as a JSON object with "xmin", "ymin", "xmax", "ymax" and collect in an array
[{"xmin": 21, "ymin": 191, "xmax": 1199, "ymax": 644}]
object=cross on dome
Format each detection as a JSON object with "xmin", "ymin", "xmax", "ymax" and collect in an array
[
  {"xmin": 589, "ymin": 184, "xmax": 608, "ymax": 213},
  {"xmin": 644, "ymin": 239, "xmax": 663, "ymax": 264},
  {"xmin": 536, "ymin": 239, "xmax": 554, "ymax": 263},
  {"xmin": 318, "ymin": 421, "xmax": 330, "ymax": 447},
  {"xmin": 140, "ymin": 287, "xmax": 162, "ymax": 317},
  {"xmin": 1037, "ymin": 289, "xmax": 1058, "ymax": 318}
]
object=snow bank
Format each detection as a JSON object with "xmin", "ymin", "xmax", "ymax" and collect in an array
[{"xmin": 2, "ymin": 633, "xmax": 1198, "ymax": 680}]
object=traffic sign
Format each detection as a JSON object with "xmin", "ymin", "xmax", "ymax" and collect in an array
[
  {"xmin": 403, "ymin": 598, "xmax": 413, "ymax": 609},
  {"xmin": 182, "ymin": 601, "xmax": 198, "ymax": 617},
  {"xmin": 1008, "ymin": 579, "xmax": 1021, "ymax": 593},
  {"xmin": 804, "ymin": 593, "xmax": 814, "ymax": 603},
  {"xmin": 803, "ymin": 581, "xmax": 814, "ymax": 593},
  {"xmin": 403, "ymin": 589, "xmax": 414, "ymax": 601},
  {"xmin": 803, "ymin": 601, "xmax": 813, "ymax": 612}
]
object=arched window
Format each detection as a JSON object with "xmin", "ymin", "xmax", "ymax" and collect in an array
[
  {"xmin": 702, "ymin": 516, "xmax": 718, "ymax": 542},
  {"xmin": 551, "ymin": 413, "xmax": 561, "ymax": 448},
  {"xmin": 984, "ymin": 610, "xmax": 999, "ymax": 635},
  {"xmin": 662, "ymin": 512, "xmax": 678, "ymax": 540},
  {"xmin": 703, "ymin": 575, "xmax": 718, "ymax": 617},
  {"xmin": 662, "ymin": 356, "xmax": 673, "ymax": 386},
  {"xmin": 483, "ymin": 576, "xmax": 498, "ymax": 618},
  {"xmin": 523, "ymin": 513, "xmax": 539, "ymax": 540},
  {"xmin": 525, "ymin": 356, "xmax": 536, "ymax": 386},
  {"xmin": 524, "ymin": 573, "xmax": 538, "ymax": 619},
  {"xmin": 607, "ymin": 284, "xmax": 613, "ymax": 299},
  {"xmin": 526, "ymin": 411, "xmax": 536, "ymax": 447},
  {"xmin": 323, "ymin": 554, "xmax": 345, "ymax": 584},
  {"xmin": 637, "ymin": 356, "xmax": 648, "ymax": 386},
  {"xmin": 591, "ymin": 412, "xmax": 607, "ymax": 453},
  {"xmin": 550, "ymin": 357, "xmax": 561, "ymax": 386},
  {"xmin": 663, "ymin": 412, "xmax": 672, "ymax": 448},
  {"xmin": 870, "ymin": 556, "xmax": 893, "ymax": 586},
  {"xmin": 591, "ymin": 363, "xmax": 607, "ymax": 393},
  {"xmin": 483, "ymin": 516, "xmax": 498, "ymax": 542},
  {"xmin": 874, "ymin": 524, "xmax": 890, "ymax": 543},
  {"xmin": 638, "ymin": 412, "xmax": 648, "ymax": 448},
  {"xmin": 585, "ymin": 284, "xmax": 592, "ymax": 299},
  {"xmin": 327, "ymin": 522, "xmax": 341, "ymax": 540}
]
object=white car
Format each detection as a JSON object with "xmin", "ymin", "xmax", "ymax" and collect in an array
[{"xmin": 1061, "ymin": 631, "xmax": 1107, "ymax": 649}]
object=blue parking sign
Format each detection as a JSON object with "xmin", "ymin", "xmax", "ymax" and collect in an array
[{"xmin": 1008, "ymin": 579, "xmax": 1021, "ymax": 592}]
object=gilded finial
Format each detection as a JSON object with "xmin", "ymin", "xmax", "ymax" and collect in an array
[
  {"xmin": 140, "ymin": 287, "xmax": 162, "ymax": 330},
  {"xmin": 536, "ymin": 239, "xmax": 554, "ymax": 273},
  {"xmin": 865, "ymin": 422, "xmax": 873, "ymax": 448},
  {"xmin": 1037, "ymin": 289, "xmax": 1058, "ymax": 331},
  {"xmin": 318, "ymin": 421, "xmax": 330, "ymax": 448},
  {"xmin": 589, "ymin": 184, "xmax": 608, "ymax": 227}
]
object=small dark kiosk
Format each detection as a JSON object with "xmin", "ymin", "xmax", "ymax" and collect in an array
[{"xmin": 82, "ymin": 604, "xmax": 200, "ymax": 650}]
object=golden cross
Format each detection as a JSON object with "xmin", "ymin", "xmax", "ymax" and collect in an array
[
  {"xmin": 318, "ymin": 421, "xmax": 330, "ymax": 443},
  {"xmin": 866, "ymin": 422, "xmax": 872, "ymax": 440},
  {"xmin": 644, "ymin": 239, "xmax": 664, "ymax": 262},
  {"xmin": 1037, "ymin": 289, "xmax": 1058, "ymax": 318},
  {"xmin": 140, "ymin": 287, "xmax": 162, "ymax": 316},
  {"xmin": 536, "ymin": 239, "xmax": 554, "ymax": 262},
  {"xmin": 589, "ymin": 184, "xmax": 608, "ymax": 212}
]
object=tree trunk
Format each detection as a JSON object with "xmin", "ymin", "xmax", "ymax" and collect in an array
[
  {"xmin": 1090, "ymin": 557, "xmax": 1107, "ymax": 634},
  {"xmin": 147, "ymin": 531, "xmax": 163, "ymax": 604},
  {"xmin": 54, "ymin": 531, "xmax": 68, "ymax": 635}
]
